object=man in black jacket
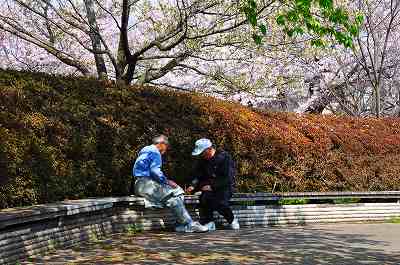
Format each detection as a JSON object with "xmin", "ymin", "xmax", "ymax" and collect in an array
[{"xmin": 187, "ymin": 138, "xmax": 240, "ymax": 230}]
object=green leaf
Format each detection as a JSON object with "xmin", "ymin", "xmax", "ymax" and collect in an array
[
  {"xmin": 248, "ymin": 0, "xmax": 257, "ymax": 9},
  {"xmin": 355, "ymin": 14, "xmax": 364, "ymax": 25},
  {"xmin": 259, "ymin": 24, "xmax": 267, "ymax": 35},
  {"xmin": 311, "ymin": 39, "xmax": 325, "ymax": 47},
  {"xmin": 344, "ymin": 36, "xmax": 354, "ymax": 48},
  {"xmin": 287, "ymin": 10, "xmax": 299, "ymax": 22},
  {"xmin": 349, "ymin": 25, "xmax": 359, "ymax": 37},
  {"xmin": 319, "ymin": 0, "xmax": 333, "ymax": 9},
  {"xmin": 295, "ymin": 0, "xmax": 311, "ymax": 10},
  {"xmin": 241, "ymin": 6, "xmax": 250, "ymax": 15},
  {"xmin": 293, "ymin": 26, "xmax": 304, "ymax": 35},
  {"xmin": 248, "ymin": 13, "xmax": 257, "ymax": 26},
  {"xmin": 276, "ymin": 15, "xmax": 286, "ymax": 25},
  {"xmin": 285, "ymin": 28, "xmax": 295, "ymax": 37},
  {"xmin": 244, "ymin": 0, "xmax": 358, "ymax": 48},
  {"xmin": 252, "ymin": 34, "xmax": 262, "ymax": 45}
]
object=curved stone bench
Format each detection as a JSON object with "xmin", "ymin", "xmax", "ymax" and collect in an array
[{"xmin": 1, "ymin": 192, "xmax": 400, "ymax": 264}]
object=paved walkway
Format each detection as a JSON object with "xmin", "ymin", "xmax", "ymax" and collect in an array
[{"xmin": 22, "ymin": 223, "xmax": 400, "ymax": 265}]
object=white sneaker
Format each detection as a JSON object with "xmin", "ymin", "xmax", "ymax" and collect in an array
[
  {"xmin": 175, "ymin": 221, "xmax": 208, "ymax": 233},
  {"xmin": 191, "ymin": 221, "xmax": 209, "ymax": 233},
  {"xmin": 204, "ymin": 221, "xmax": 216, "ymax": 231},
  {"xmin": 229, "ymin": 218, "xmax": 240, "ymax": 230}
]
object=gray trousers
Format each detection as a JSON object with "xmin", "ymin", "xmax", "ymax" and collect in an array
[{"xmin": 134, "ymin": 178, "xmax": 192, "ymax": 225}]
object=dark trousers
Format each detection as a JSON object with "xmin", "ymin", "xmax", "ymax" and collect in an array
[
  {"xmin": 199, "ymin": 190, "xmax": 234, "ymax": 225},
  {"xmin": 130, "ymin": 177, "xmax": 136, "ymax": 194}
]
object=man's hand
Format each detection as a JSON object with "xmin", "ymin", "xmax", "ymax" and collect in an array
[
  {"xmin": 201, "ymin": 185, "xmax": 212, "ymax": 191},
  {"xmin": 186, "ymin": 186, "xmax": 195, "ymax": 193},
  {"xmin": 167, "ymin": 180, "xmax": 178, "ymax": 188}
]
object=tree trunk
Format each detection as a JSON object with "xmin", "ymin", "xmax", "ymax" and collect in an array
[
  {"xmin": 297, "ymin": 89, "xmax": 335, "ymax": 114},
  {"xmin": 116, "ymin": 40, "xmax": 127, "ymax": 82},
  {"xmin": 83, "ymin": 0, "xmax": 108, "ymax": 80},
  {"xmin": 115, "ymin": 0, "xmax": 134, "ymax": 84},
  {"xmin": 374, "ymin": 82, "xmax": 381, "ymax": 117},
  {"xmin": 122, "ymin": 63, "xmax": 136, "ymax": 85}
]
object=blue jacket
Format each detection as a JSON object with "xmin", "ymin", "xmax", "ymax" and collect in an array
[{"xmin": 132, "ymin": 145, "xmax": 167, "ymax": 184}]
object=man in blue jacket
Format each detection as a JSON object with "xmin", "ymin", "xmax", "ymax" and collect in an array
[
  {"xmin": 133, "ymin": 135, "xmax": 208, "ymax": 233},
  {"xmin": 187, "ymin": 138, "xmax": 240, "ymax": 231}
]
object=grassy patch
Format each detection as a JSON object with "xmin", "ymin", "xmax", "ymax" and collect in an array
[
  {"xmin": 236, "ymin": 200, "xmax": 256, "ymax": 206},
  {"xmin": 333, "ymin": 198, "xmax": 361, "ymax": 204},
  {"xmin": 278, "ymin": 199, "xmax": 309, "ymax": 205},
  {"xmin": 126, "ymin": 223, "xmax": 143, "ymax": 235},
  {"xmin": 388, "ymin": 217, "xmax": 400, "ymax": 223}
]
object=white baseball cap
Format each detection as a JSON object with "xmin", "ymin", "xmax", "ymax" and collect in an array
[{"xmin": 192, "ymin": 138, "xmax": 212, "ymax": 156}]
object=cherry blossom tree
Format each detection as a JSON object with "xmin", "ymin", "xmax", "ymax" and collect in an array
[{"xmin": 1, "ymin": 0, "xmax": 399, "ymax": 117}]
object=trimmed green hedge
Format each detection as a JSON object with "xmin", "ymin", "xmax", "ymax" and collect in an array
[{"xmin": 1, "ymin": 69, "xmax": 400, "ymax": 208}]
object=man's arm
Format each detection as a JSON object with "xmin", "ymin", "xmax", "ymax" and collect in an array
[
  {"xmin": 188, "ymin": 161, "xmax": 206, "ymax": 192},
  {"xmin": 212, "ymin": 153, "xmax": 235, "ymax": 191},
  {"xmin": 149, "ymin": 152, "xmax": 168, "ymax": 184}
]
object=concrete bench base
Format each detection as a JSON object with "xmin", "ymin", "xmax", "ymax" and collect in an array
[{"xmin": 1, "ymin": 195, "xmax": 400, "ymax": 264}]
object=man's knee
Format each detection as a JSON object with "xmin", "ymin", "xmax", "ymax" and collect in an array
[
  {"xmin": 165, "ymin": 195, "xmax": 184, "ymax": 208},
  {"xmin": 200, "ymin": 191, "xmax": 215, "ymax": 203}
]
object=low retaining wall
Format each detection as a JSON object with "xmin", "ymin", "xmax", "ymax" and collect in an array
[{"xmin": 1, "ymin": 193, "xmax": 400, "ymax": 264}]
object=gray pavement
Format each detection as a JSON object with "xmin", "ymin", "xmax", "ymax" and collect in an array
[{"xmin": 22, "ymin": 223, "xmax": 400, "ymax": 265}]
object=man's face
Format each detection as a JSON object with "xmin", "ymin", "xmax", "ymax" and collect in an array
[
  {"xmin": 158, "ymin": 143, "xmax": 169, "ymax": 155},
  {"xmin": 201, "ymin": 148, "xmax": 213, "ymax": 160}
]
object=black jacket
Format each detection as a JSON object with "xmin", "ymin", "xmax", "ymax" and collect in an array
[{"xmin": 191, "ymin": 150, "xmax": 236, "ymax": 193}]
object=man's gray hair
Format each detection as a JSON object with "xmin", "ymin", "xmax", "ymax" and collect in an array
[{"xmin": 152, "ymin": 134, "xmax": 169, "ymax": 145}]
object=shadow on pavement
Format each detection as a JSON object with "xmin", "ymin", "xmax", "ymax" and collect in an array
[{"xmin": 21, "ymin": 224, "xmax": 400, "ymax": 265}]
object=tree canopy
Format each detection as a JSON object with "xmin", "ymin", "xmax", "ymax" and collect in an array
[
  {"xmin": 1, "ymin": 0, "xmax": 399, "ymax": 117},
  {"xmin": 242, "ymin": 0, "xmax": 363, "ymax": 47}
]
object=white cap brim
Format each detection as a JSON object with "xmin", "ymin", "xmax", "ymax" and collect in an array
[
  {"xmin": 192, "ymin": 138, "xmax": 212, "ymax": 156},
  {"xmin": 191, "ymin": 147, "xmax": 206, "ymax": 156}
]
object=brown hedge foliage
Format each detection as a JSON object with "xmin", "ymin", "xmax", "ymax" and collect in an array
[{"xmin": 0, "ymin": 69, "xmax": 400, "ymax": 208}]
